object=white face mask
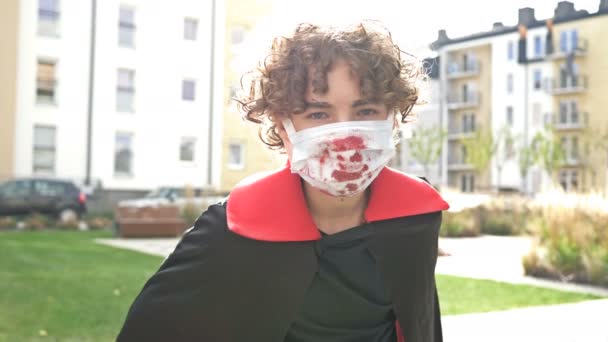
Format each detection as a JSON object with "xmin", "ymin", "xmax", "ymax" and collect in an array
[{"xmin": 283, "ymin": 115, "xmax": 397, "ymax": 197}]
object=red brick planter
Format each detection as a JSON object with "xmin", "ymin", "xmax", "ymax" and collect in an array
[{"xmin": 115, "ymin": 206, "xmax": 189, "ymax": 237}]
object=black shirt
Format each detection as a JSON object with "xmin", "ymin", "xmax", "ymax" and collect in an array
[{"xmin": 284, "ymin": 224, "xmax": 397, "ymax": 342}]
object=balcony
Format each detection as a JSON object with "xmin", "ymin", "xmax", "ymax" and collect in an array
[
  {"xmin": 447, "ymin": 127, "xmax": 476, "ymax": 140},
  {"xmin": 447, "ymin": 92, "xmax": 480, "ymax": 110},
  {"xmin": 448, "ymin": 154, "xmax": 473, "ymax": 171},
  {"xmin": 550, "ymin": 112, "xmax": 588, "ymax": 130},
  {"xmin": 447, "ymin": 61, "xmax": 480, "ymax": 79},
  {"xmin": 547, "ymin": 38, "xmax": 588, "ymax": 60},
  {"xmin": 448, "ymin": 157, "xmax": 474, "ymax": 171},
  {"xmin": 545, "ymin": 75, "xmax": 587, "ymax": 95}
]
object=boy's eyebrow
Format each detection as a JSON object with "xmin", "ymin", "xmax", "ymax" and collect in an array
[
  {"xmin": 304, "ymin": 99, "xmax": 380, "ymax": 108},
  {"xmin": 304, "ymin": 101, "xmax": 332, "ymax": 108},
  {"xmin": 352, "ymin": 99, "xmax": 379, "ymax": 107}
]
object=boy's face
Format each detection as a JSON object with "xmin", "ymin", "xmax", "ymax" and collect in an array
[{"xmin": 278, "ymin": 58, "xmax": 390, "ymax": 158}]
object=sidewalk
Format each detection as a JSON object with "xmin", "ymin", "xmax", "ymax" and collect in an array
[{"xmin": 97, "ymin": 235, "xmax": 608, "ymax": 341}]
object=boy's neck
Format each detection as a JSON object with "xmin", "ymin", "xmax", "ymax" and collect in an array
[{"xmin": 302, "ymin": 180, "xmax": 369, "ymax": 235}]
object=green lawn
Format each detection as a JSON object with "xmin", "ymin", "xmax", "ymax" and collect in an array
[{"xmin": 0, "ymin": 230, "xmax": 602, "ymax": 341}]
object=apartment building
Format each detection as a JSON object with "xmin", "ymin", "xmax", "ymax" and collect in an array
[
  {"xmin": 431, "ymin": 0, "xmax": 608, "ymax": 193},
  {"xmin": 0, "ymin": 0, "xmax": 225, "ymax": 203},
  {"xmin": 396, "ymin": 56, "xmax": 443, "ymax": 186},
  {"xmin": 220, "ymin": 0, "xmax": 284, "ymax": 193}
]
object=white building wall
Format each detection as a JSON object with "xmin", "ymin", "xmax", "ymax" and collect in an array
[
  {"xmin": 14, "ymin": 0, "xmax": 92, "ymax": 181},
  {"xmin": 91, "ymin": 0, "xmax": 217, "ymax": 191},
  {"xmin": 491, "ymin": 32, "xmax": 525, "ymax": 191},
  {"xmin": 13, "ymin": 0, "xmax": 223, "ymax": 193},
  {"xmin": 402, "ymin": 78, "xmax": 442, "ymax": 186}
]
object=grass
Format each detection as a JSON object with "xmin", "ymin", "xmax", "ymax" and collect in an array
[
  {"xmin": 0, "ymin": 230, "xmax": 163, "ymax": 342},
  {"xmin": 0, "ymin": 231, "xmax": 602, "ymax": 341},
  {"xmin": 436, "ymin": 274, "xmax": 599, "ymax": 315}
]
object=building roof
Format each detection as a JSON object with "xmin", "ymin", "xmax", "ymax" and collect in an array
[{"xmin": 430, "ymin": 1, "xmax": 608, "ymax": 50}]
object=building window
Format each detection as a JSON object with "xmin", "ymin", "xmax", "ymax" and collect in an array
[
  {"xmin": 119, "ymin": 6, "xmax": 135, "ymax": 48},
  {"xmin": 182, "ymin": 79, "xmax": 196, "ymax": 101},
  {"xmin": 117, "ymin": 69, "xmax": 135, "ymax": 112},
  {"xmin": 560, "ymin": 62, "xmax": 579, "ymax": 88},
  {"xmin": 33, "ymin": 125, "xmax": 56, "ymax": 173},
  {"xmin": 228, "ymin": 143, "xmax": 245, "ymax": 169},
  {"xmin": 532, "ymin": 102, "xmax": 542, "ymax": 126},
  {"xmin": 533, "ymin": 69, "xmax": 542, "ymax": 90},
  {"xmin": 184, "ymin": 18, "xmax": 198, "ymax": 40},
  {"xmin": 507, "ymin": 41, "xmax": 514, "ymax": 60},
  {"xmin": 507, "ymin": 73, "xmax": 513, "ymax": 93},
  {"xmin": 461, "ymin": 173, "xmax": 474, "ymax": 193},
  {"xmin": 533, "ymin": 35, "xmax": 543, "ymax": 57},
  {"xmin": 38, "ymin": 0, "xmax": 60, "ymax": 37},
  {"xmin": 36, "ymin": 60, "xmax": 57, "ymax": 104},
  {"xmin": 506, "ymin": 106, "xmax": 514, "ymax": 126},
  {"xmin": 462, "ymin": 113, "xmax": 476, "ymax": 133},
  {"xmin": 560, "ymin": 29, "xmax": 580, "ymax": 53},
  {"xmin": 114, "ymin": 133, "xmax": 133, "ymax": 175},
  {"xmin": 232, "ymin": 26, "xmax": 245, "ymax": 45},
  {"xmin": 559, "ymin": 169, "xmax": 579, "ymax": 192},
  {"xmin": 180, "ymin": 137, "xmax": 195, "ymax": 162}
]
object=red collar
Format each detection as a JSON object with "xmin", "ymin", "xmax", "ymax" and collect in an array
[{"xmin": 226, "ymin": 165, "xmax": 449, "ymax": 242}]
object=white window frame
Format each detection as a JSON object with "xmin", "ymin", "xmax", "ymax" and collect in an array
[
  {"xmin": 228, "ymin": 143, "xmax": 245, "ymax": 170},
  {"xmin": 33, "ymin": 125, "xmax": 56, "ymax": 174},
  {"xmin": 114, "ymin": 132, "xmax": 134, "ymax": 176},
  {"xmin": 184, "ymin": 18, "xmax": 198, "ymax": 40},
  {"xmin": 182, "ymin": 79, "xmax": 196, "ymax": 101},
  {"xmin": 36, "ymin": 59, "xmax": 58, "ymax": 105},
  {"xmin": 38, "ymin": 0, "xmax": 60, "ymax": 37},
  {"xmin": 507, "ymin": 41, "xmax": 515, "ymax": 61},
  {"xmin": 180, "ymin": 137, "xmax": 196, "ymax": 162},
  {"xmin": 533, "ymin": 69, "xmax": 542, "ymax": 90},
  {"xmin": 117, "ymin": 69, "xmax": 135, "ymax": 112},
  {"xmin": 119, "ymin": 5, "xmax": 136, "ymax": 48}
]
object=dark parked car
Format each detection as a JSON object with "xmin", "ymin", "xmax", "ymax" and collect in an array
[{"xmin": 0, "ymin": 178, "xmax": 87, "ymax": 220}]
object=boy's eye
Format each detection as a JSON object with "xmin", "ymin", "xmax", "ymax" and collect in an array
[
  {"xmin": 307, "ymin": 112, "xmax": 328, "ymax": 120},
  {"xmin": 358, "ymin": 108, "xmax": 379, "ymax": 116}
]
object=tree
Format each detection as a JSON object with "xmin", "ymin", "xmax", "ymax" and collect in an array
[
  {"xmin": 518, "ymin": 143, "xmax": 537, "ymax": 194},
  {"xmin": 407, "ymin": 125, "xmax": 447, "ymax": 179},
  {"xmin": 461, "ymin": 128, "xmax": 498, "ymax": 176},
  {"xmin": 494, "ymin": 126, "xmax": 517, "ymax": 190},
  {"xmin": 531, "ymin": 129, "xmax": 565, "ymax": 189}
]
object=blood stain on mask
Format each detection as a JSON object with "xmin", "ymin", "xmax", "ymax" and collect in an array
[
  {"xmin": 331, "ymin": 136, "xmax": 366, "ymax": 152},
  {"xmin": 346, "ymin": 183, "xmax": 358, "ymax": 192},
  {"xmin": 332, "ymin": 170, "xmax": 362, "ymax": 181},
  {"xmin": 350, "ymin": 152, "xmax": 363, "ymax": 163}
]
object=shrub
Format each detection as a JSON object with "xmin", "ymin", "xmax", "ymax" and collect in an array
[
  {"xmin": 440, "ymin": 209, "xmax": 479, "ymax": 237},
  {"xmin": 24, "ymin": 213, "xmax": 51, "ymax": 231},
  {"xmin": 524, "ymin": 190, "xmax": 608, "ymax": 287},
  {"xmin": 56, "ymin": 218, "xmax": 80, "ymax": 230},
  {"xmin": 87, "ymin": 217, "xmax": 113, "ymax": 230},
  {"xmin": 0, "ymin": 216, "xmax": 17, "ymax": 230}
]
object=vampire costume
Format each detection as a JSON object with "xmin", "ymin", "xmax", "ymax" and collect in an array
[{"xmin": 117, "ymin": 165, "xmax": 449, "ymax": 342}]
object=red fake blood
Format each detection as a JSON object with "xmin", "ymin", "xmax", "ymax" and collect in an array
[
  {"xmin": 350, "ymin": 152, "xmax": 363, "ymax": 163},
  {"xmin": 346, "ymin": 183, "xmax": 358, "ymax": 192},
  {"xmin": 362, "ymin": 164, "xmax": 369, "ymax": 172},
  {"xmin": 319, "ymin": 148, "xmax": 330, "ymax": 165},
  {"xmin": 331, "ymin": 136, "xmax": 366, "ymax": 152},
  {"xmin": 332, "ymin": 170, "xmax": 362, "ymax": 181},
  {"xmin": 337, "ymin": 155, "xmax": 345, "ymax": 161}
]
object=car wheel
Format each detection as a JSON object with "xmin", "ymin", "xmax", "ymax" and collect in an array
[{"xmin": 58, "ymin": 208, "xmax": 78, "ymax": 223}]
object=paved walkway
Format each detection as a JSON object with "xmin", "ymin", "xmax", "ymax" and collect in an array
[{"xmin": 97, "ymin": 235, "xmax": 608, "ymax": 341}]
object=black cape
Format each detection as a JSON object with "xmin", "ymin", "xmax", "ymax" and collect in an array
[{"xmin": 117, "ymin": 202, "xmax": 444, "ymax": 342}]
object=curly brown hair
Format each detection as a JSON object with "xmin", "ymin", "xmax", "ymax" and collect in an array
[{"xmin": 236, "ymin": 21, "xmax": 424, "ymax": 150}]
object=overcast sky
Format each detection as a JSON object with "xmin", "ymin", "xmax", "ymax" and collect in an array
[{"xmin": 247, "ymin": 0, "xmax": 601, "ymax": 57}]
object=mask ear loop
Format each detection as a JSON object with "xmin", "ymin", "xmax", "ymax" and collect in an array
[{"xmin": 282, "ymin": 119, "xmax": 297, "ymax": 137}]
